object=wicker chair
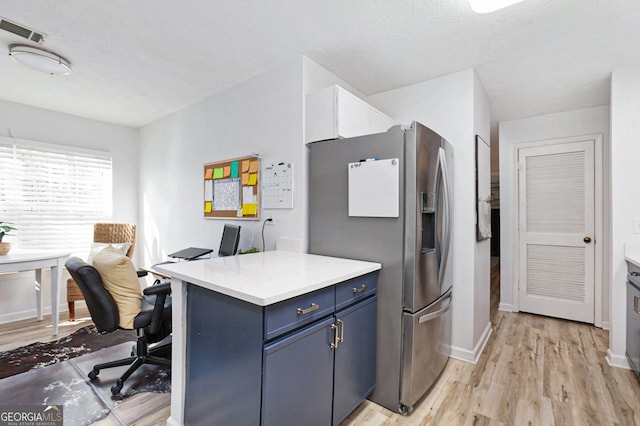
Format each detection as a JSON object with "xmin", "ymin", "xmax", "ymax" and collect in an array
[{"xmin": 67, "ymin": 223, "xmax": 136, "ymax": 321}]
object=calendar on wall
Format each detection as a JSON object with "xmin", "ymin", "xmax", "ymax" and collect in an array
[{"xmin": 262, "ymin": 162, "xmax": 294, "ymax": 209}]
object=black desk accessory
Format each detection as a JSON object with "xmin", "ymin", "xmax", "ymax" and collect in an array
[{"xmin": 168, "ymin": 247, "xmax": 213, "ymax": 261}]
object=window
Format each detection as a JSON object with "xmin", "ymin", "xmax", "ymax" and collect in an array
[{"xmin": 0, "ymin": 138, "xmax": 112, "ymax": 257}]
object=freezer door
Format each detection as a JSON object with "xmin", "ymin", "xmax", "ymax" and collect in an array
[
  {"xmin": 439, "ymin": 140, "xmax": 454, "ymax": 296},
  {"xmin": 404, "ymin": 123, "xmax": 454, "ymax": 311},
  {"xmin": 400, "ymin": 290, "xmax": 452, "ymax": 413}
]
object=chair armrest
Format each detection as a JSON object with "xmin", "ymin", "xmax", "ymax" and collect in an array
[{"xmin": 143, "ymin": 282, "xmax": 172, "ymax": 296}]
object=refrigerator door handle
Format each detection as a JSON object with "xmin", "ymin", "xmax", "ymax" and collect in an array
[
  {"xmin": 418, "ymin": 294, "xmax": 452, "ymax": 324},
  {"xmin": 437, "ymin": 147, "xmax": 453, "ymax": 287}
]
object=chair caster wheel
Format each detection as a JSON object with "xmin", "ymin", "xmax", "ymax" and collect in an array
[
  {"xmin": 111, "ymin": 383, "xmax": 123, "ymax": 395},
  {"xmin": 88, "ymin": 369, "xmax": 99, "ymax": 380}
]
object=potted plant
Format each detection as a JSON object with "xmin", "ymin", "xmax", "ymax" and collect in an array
[
  {"xmin": 0, "ymin": 221, "xmax": 17, "ymax": 255},
  {"xmin": 238, "ymin": 247, "xmax": 260, "ymax": 255}
]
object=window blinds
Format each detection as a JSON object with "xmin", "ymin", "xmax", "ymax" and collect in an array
[{"xmin": 0, "ymin": 140, "xmax": 112, "ymax": 257}]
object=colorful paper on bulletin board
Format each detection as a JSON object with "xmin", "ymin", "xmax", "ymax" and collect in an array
[
  {"xmin": 223, "ymin": 166, "xmax": 231, "ymax": 177},
  {"xmin": 204, "ymin": 201, "xmax": 212, "ymax": 213},
  {"xmin": 213, "ymin": 179, "xmax": 241, "ymax": 210},
  {"xmin": 213, "ymin": 168, "xmax": 224, "ymax": 179},
  {"xmin": 243, "ymin": 186, "xmax": 255, "ymax": 203},
  {"xmin": 230, "ymin": 161, "xmax": 239, "ymax": 178},
  {"xmin": 242, "ymin": 173, "xmax": 249, "ymax": 185},
  {"xmin": 249, "ymin": 160, "xmax": 258, "ymax": 173},
  {"xmin": 248, "ymin": 173, "xmax": 257, "ymax": 185},
  {"xmin": 205, "ymin": 169, "xmax": 213, "ymax": 179},
  {"xmin": 241, "ymin": 160, "xmax": 250, "ymax": 172},
  {"xmin": 242, "ymin": 203, "xmax": 257, "ymax": 215},
  {"xmin": 204, "ymin": 180, "xmax": 213, "ymax": 201}
]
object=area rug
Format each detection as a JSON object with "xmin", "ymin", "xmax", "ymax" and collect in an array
[
  {"xmin": 0, "ymin": 342, "xmax": 171, "ymax": 426},
  {"xmin": 0, "ymin": 325, "xmax": 137, "ymax": 379}
]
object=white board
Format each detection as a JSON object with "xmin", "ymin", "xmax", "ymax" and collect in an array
[{"xmin": 348, "ymin": 158, "xmax": 399, "ymax": 217}]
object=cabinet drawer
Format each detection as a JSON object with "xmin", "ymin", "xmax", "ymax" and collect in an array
[
  {"xmin": 629, "ymin": 262, "xmax": 640, "ymax": 287},
  {"xmin": 335, "ymin": 272, "xmax": 377, "ymax": 311},
  {"xmin": 265, "ymin": 286, "xmax": 335, "ymax": 340}
]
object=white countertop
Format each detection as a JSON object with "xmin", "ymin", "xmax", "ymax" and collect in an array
[
  {"xmin": 625, "ymin": 243, "xmax": 640, "ymax": 268},
  {"xmin": 155, "ymin": 250, "xmax": 381, "ymax": 306}
]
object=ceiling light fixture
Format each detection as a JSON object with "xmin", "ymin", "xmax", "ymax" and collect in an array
[
  {"xmin": 469, "ymin": 0, "xmax": 526, "ymax": 13},
  {"xmin": 8, "ymin": 44, "xmax": 72, "ymax": 75}
]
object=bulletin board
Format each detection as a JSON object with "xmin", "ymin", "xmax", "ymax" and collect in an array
[{"xmin": 203, "ymin": 155, "xmax": 260, "ymax": 220}]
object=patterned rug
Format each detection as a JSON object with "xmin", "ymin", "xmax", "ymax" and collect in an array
[
  {"xmin": 0, "ymin": 342, "xmax": 171, "ymax": 425},
  {"xmin": 0, "ymin": 325, "xmax": 137, "ymax": 379}
]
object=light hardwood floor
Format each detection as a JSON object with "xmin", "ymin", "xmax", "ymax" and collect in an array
[
  {"xmin": 0, "ymin": 307, "xmax": 94, "ymax": 352},
  {"xmin": 2, "ymin": 262, "xmax": 639, "ymax": 425}
]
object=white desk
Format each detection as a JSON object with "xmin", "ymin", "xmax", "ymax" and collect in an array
[{"xmin": 0, "ymin": 250, "xmax": 71, "ymax": 335}]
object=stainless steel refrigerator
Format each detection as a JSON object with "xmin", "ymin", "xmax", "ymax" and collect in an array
[{"xmin": 308, "ymin": 121, "xmax": 454, "ymax": 414}]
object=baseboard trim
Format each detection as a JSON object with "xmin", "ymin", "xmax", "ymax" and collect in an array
[
  {"xmin": 450, "ymin": 322, "xmax": 493, "ymax": 365},
  {"xmin": 0, "ymin": 301, "xmax": 86, "ymax": 325},
  {"xmin": 167, "ymin": 417, "xmax": 180, "ymax": 426},
  {"xmin": 0, "ymin": 308, "xmax": 53, "ymax": 324},
  {"xmin": 498, "ymin": 302, "xmax": 517, "ymax": 312},
  {"xmin": 606, "ymin": 349, "xmax": 630, "ymax": 370}
]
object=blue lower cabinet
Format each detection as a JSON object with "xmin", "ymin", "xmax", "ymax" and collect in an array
[
  {"xmin": 262, "ymin": 317, "xmax": 335, "ymax": 426},
  {"xmin": 185, "ymin": 285, "xmax": 263, "ymax": 426},
  {"xmin": 262, "ymin": 296, "xmax": 377, "ymax": 426},
  {"xmin": 332, "ymin": 296, "xmax": 377, "ymax": 426},
  {"xmin": 184, "ymin": 277, "xmax": 377, "ymax": 426}
]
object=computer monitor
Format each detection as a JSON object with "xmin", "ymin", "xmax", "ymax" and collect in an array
[{"xmin": 218, "ymin": 224, "xmax": 241, "ymax": 257}]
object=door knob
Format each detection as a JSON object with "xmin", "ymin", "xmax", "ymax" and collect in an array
[{"xmin": 584, "ymin": 237, "xmax": 592, "ymax": 243}]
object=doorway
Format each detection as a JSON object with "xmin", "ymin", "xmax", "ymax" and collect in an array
[{"xmin": 515, "ymin": 134, "xmax": 602, "ymax": 324}]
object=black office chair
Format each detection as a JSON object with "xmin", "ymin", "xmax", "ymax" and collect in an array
[
  {"xmin": 218, "ymin": 224, "xmax": 241, "ymax": 257},
  {"xmin": 65, "ymin": 257, "xmax": 172, "ymax": 395}
]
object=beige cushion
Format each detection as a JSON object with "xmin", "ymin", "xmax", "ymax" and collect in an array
[
  {"xmin": 92, "ymin": 244, "xmax": 142, "ymax": 329},
  {"xmin": 87, "ymin": 241, "xmax": 132, "ymax": 263}
]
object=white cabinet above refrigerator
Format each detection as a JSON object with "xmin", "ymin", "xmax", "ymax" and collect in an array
[{"xmin": 305, "ymin": 85, "xmax": 395, "ymax": 143}]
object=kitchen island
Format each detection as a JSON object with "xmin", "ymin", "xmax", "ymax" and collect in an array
[{"xmin": 156, "ymin": 250, "xmax": 381, "ymax": 426}]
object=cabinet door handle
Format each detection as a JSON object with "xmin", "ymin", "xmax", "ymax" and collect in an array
[
  {"xmin": 353, "ymin": 284, "xmax": 368, "ymax": 294},
  {"xmin": 297, "ymin": 303, "xmax": 319, "ymax": 315},
  {"xmin": 330, "ymin": 319, "xmax": 345, "ymax": 349},
  {"xmin": 635, "ymin": 296, "xmax": 640, "ymax": 314},
  {"xmin": 330, "ymin": 323, "xmax": 340, "ymax": 349}
]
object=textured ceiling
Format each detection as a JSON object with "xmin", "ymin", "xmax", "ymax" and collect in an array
[{"xmin": 0, "ymin": 0, "xmax": 638, "ymax": 130}]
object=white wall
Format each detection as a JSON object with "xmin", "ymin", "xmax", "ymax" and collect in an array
[
  {"xmin": 0, "ymin": 99, "xmax": 139, "ymax": 323},
  {"xmin": 473, "ymin": 72, "xmax": 493, "ymax": 348},
  {"xmin": 138, "ymin": 56, "xmax": 370, "ymax": 264},
  {"xmin": 609, "ymin": 68, "xmax": 640, "ymax": 367},
  {"xmin": 139, "ymin": 57, "xmax": 307, "ymax": 264},
  {"xmin": 368, "ymin": 69, "xmax": 492, "ymax": 362},
  {"xmin": 498, "ymin": 105, "xmax": 611, "ymax": 328}
]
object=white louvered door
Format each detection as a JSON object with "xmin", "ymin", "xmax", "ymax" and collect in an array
[{"xmin": 518, "ymin": 139, "xmax": 595, "ymax": 323}]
